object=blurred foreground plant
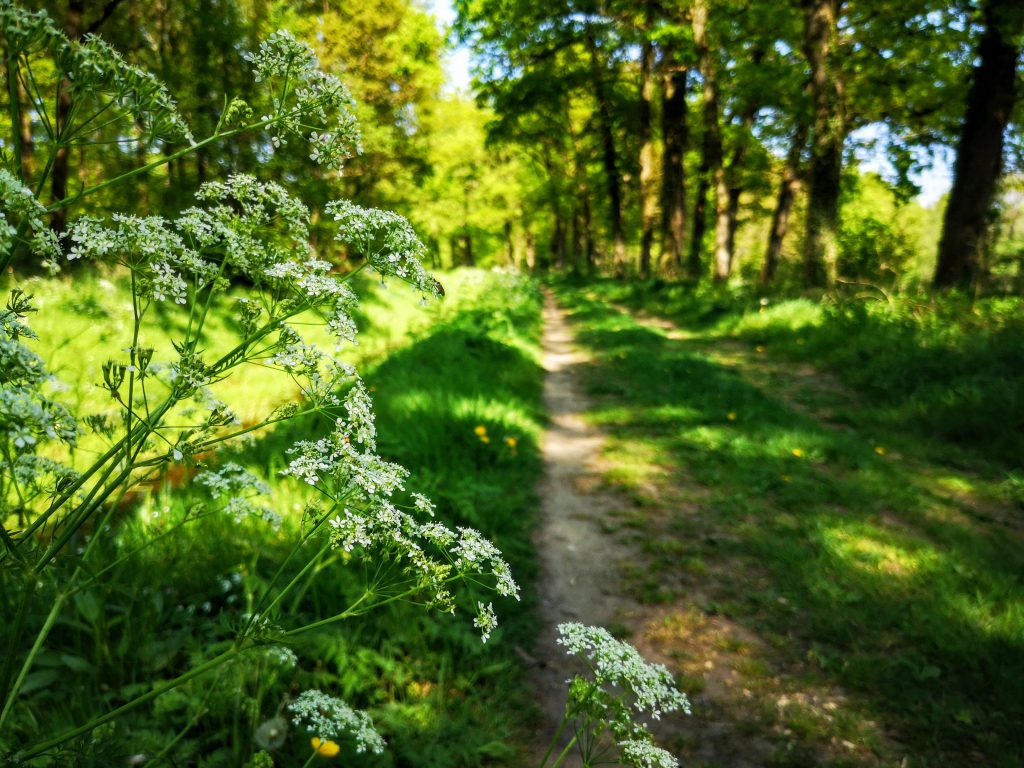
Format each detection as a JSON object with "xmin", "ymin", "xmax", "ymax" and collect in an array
[{"xmin": 0, "ymin": 3, "xmax": 515, "ymax": 762}]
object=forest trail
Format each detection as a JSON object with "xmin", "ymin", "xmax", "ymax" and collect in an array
[
  {"xmin": 530, "ymin": 291, "xmax": 628, "ymax": 767},
  {"xmin": 531, "ymin": 287, "xmax": 1024, "ymax": 768},
  {"xmin": 530, "ymin": 292, "xmax": 768, "ymax": 768}
]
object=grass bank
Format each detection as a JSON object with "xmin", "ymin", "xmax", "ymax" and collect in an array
[{"xmin": 552, "ymin": 280, "xmax": 1023, "ymax": 768}]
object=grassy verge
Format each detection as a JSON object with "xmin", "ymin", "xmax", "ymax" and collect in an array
[
  {"xmin": 552, "ymin": 281, "xmax": 1024, "ymax": 768},
  {"xmin": 4, "ymin": 268, "xmax": 544, "ymax": 766},
  {"xmin": 572, "ymin": 278, "xmax": 1024, "ymax": 475}
]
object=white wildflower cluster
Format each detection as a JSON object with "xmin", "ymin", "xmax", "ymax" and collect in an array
[
  {"xmin": 65, "ymin": 215, "xmax": 218, "ymax": 303},
  {"xmin": 224, "ymin": 497, "xmax": 283, "ymax": 529},
  {"xmin": 287, "ymin": 690, "xmax": 385, "ymax": 754},
  {"xmin": 555, "ymin": 623, "xmax": 689, "ymax": 768},
  {"xmin": 1, "ymin": 293, "xmax": 80, "ymax": 456},
  {"xmin": 342, "ymin": 380, "xmax": 375, "ymax": 448},
  {"xmin": 326, "ymin": 503, "xmax": 519, "ymax": 638},
  {"xmin": 242, "ymin": 30, "xmax": 361, "ymax": 170},
  {"xmin": 61, "ymin": 34, "xmax": 193, "ymax": 143},
  {"xmin": 168, "ymin": 350, "xmax": 209, "ymax": 395},
  {"xmin": 271, "ymin": 326, "xmax": 326, "ymax": 376},
  {"xmin": 474, "ymin": 601, "xmax": 498, "ymax": 643},
  {"xmin": 242, "ymin": 29, "xmax": 318, "ymax": 83},
  {"xmin": 619, "ymin": 740, "xmax": 679, "ymax": 768},
  {"xmin": 196, "ymin": 463, "xmax": 271, "ymax": 498},
  {"xmin": 195, "ymin": 463, "xmax": 279, "ymax": 528},
  {"xmin": 260, "ymin": 644, "xmax": 297, "ymax": 669},
  {"xmin": 327, "ymin": 200, "xmax": 438, "ymax": 297},
  {"xmin": 0, "ymin": 2, "xmax": 63, "ymax": 53},
  {"xmin": 0, "ymin": 169, "xmax": 61, "ymax": 266},
  {"xmin": 557, "ymin": 623, "xmax": 690, "ymax": 720},
  {"xmin": 11, "ymin": 454, "xmax": 78, "ymax": 489},
  {"xmin": 281, "ymin": 390, "xmax": 406, "ymax": 497},
  {"xmin": 195, "ymin": 175, "xmax": 310, "ymax": 245}
]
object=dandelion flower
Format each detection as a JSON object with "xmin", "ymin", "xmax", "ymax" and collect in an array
[
  {"xmin": 311, "ymin": 737, "xmax": 341, "ymax": 758},
  {"xmin": 505, "ymin": 436, "xmax": 517, "ymax": 449},
  {"xmin": 874, "ymin": 446, "xmax": 886, "ymax": 456},
  {"xmin": 791, "ymin": 448, "xmax": 804, "ymax": 458},
  {"xmin": 474, "ymin": 424, "xmax": 487, "ymax": 437}
]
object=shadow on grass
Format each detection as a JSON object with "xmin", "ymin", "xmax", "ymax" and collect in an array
[
  {"xmin": 570, "ymin": 277, "xmax": 1024, "ymax": 473},
  {"xmin": 556, "ymin": 287, "xmax": 1024, "ymax": 767},
  {"xmin": 222, "ymin": 308, "xmax": 546, "ymax": 766}
]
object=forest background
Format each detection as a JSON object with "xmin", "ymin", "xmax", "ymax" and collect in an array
[
  {"xmin": 2, "ymin": 0, "xmax": 1023, "ymax": 766},
  {"xmin": 5, "ymin": 0, "xmax": 1022, "ymax": 289}
]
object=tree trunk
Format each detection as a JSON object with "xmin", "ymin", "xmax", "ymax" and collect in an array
[
  {"xmin": 721, "ymin": 52, "xmax": 764, "ymax": 277},
  {"xmin": 583, "ymin": 193, "xmax": 595, "ymax": 272},
  {"xmin": 801, "ymin": 0, "xmax": 844, "ymax": 288},
  {"xmin": 587, "ymin": 31, "xmax": 626, "ymax": 274},
  {"xmin": 551, "ymin": 210, "xmax": 565, "ymax": 269},
  {"xmin": 50, "ymin": 0, "xmax": 85, "ymax": 237},
  {"xmin": 693, "ymin": 0, "xmax": 728, "ymax": 282},
  {"xmin": 504, "ymin": 220, "xmax": 515, "ymax": 267},
  {"xmin": 638, "ymin": 32, "xmax": 657, "ymax": 279},
  {"xmin": 660, "ymin": 65, "xmax": 689, "ymax": 271},
  {"xmin": 688, "ymin": 166, "xmax": 711, "ymax": 280},
  {"xmin": 525, "ymin": 230, "xmax": 537, "ymax": 271},
  {"xmin": 762, "ymin": 123, "xmax": 809, "ymax": 284},
  {"xmin": 934, "ymin": 0, "xmax": 1022, "ymax": 288}
]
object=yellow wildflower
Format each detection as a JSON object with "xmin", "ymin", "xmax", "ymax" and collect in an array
[
  {"xmin": 311, "ymin": 737, "xmax": 340, "ymax": 758},
  {"xmin": 874, "ymin": 446, "xmax": 886, "ymax": 456},
  {"xmin": 505, "ymin": 436, "xmax": 517, "ymax": 452},
  {"xmin": 791, "ymin": 448, "xmax": 804, "ymax": 458},
  {"xmin": 727, "ymin": 412, "xmax": 737, "ymax": 421},
  {"xmin": 474, "ymin": 424, "xmax": 488, "ymax": 437}
]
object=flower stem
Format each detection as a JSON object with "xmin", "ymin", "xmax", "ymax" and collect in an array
[{"xmin": 18, "ymin": 644, "xmax": 247, "ymax": 759}]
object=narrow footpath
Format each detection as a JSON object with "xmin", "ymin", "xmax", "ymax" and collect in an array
[
  {"xmin": 529, "ymin": 293, "xmax": 795, "ymax": 768},
  {"xmin": 530, "ymin": 291, "xmax": 627, "ymax": 765}
]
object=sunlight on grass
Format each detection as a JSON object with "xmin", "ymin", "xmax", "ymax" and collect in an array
[
  {"xmin": 554, "ymin": 280, "xmax": 1024, "ymax": 767},
  {"xmin": 821, "ymin": 527, "xmax": 933, "ymax": 579}
]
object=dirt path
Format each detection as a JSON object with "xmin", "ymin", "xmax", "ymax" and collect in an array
[
  {"xmin": 530, "ymin": 294, "xmax": 714, "ymax": 766},
  {"xmin": 530, "ymin": 292, "xmax": 630, "ymax": 765},
  {"xmin": 529, "ymin": 294, "xmax": 815, "ymax": 768}
]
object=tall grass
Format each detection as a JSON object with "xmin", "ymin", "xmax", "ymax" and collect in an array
[{"xmin": 3, "ymin": 268, "xmax": 544, "ymax": 766}]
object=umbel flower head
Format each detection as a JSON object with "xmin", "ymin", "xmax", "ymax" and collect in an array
[
  {"xmin": 556, "ymin": 623, "xmax": 690, "ymax": 768},
  {"xmin": 288, "ymin": 690, "xmax": 385, "ymax": 755}
]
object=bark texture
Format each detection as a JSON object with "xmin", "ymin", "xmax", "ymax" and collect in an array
[
  {"xmin": 660, "ymin": 65, "xmax": 689, "ymax": 270},
  {"xmin": 801, "ymin": 0, "xmax": 844, "ymax": 288},
  {"xmin": 762, "ymin": 123, "xmax": 809, "ymax": 284},
  {"xmin": 934, "ymin": 0, "xmax": 1022, "ymax": 288}
]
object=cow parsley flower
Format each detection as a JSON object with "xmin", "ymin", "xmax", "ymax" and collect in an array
[
  {"xmin": 556, "ymin": 623, "xmax": 690, "ymax": 720},
  {"xmin": 619, "ymin": 739, "xmax": 679, "ymax": 768},
  {"xmin": 287, "ymin": 690, "xmax": 385, "ymax": 755}
]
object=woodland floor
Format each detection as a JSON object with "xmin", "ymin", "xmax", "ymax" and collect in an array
[{"xmin": 529, "ymin": 290, "xmax": 1022, "ymax": 768}]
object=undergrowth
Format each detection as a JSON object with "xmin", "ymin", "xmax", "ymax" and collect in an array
[{"xmin": 5, "ymin": 268, "xmax": 544, "ymax": 766}]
